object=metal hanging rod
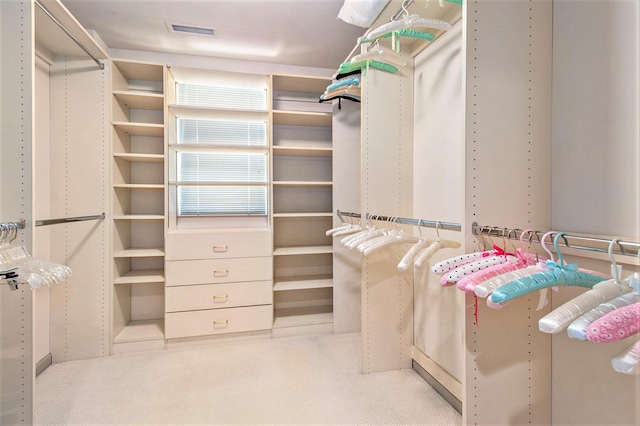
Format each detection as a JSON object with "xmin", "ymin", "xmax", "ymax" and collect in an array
[
  {"xmin": 336, "ymin": 210, "xmax": 361, "ymax": 219},
  {"xmin": 35, "ymin": 0, "xmax": 105, "ymax": 70},
  {"xmin": 471, "ymin": 223, "xmax": 640, "ymax": 258},
  {"xmin": 0, "ymin": 219, "xmax": 26, "ymax": 230},
  {"xmin": 364, "ymin": 212, "xmax": 462, "ymax": 232},
  {"xmin": 35, "ymin": 213, "xmax": 105, "ymax": 227}
]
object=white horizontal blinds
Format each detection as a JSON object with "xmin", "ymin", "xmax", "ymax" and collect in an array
[
  {"xmin": 176, "ymin": 84, "xmax": 266, "ymax": 110},
  {"xmin": 174, "ymin": 77, "xmax": 269, "ymax": 217},
  {"xmin": 177, "ymin": 118, "xmax": 266, "ymax": 147},
  {"xmin": 177, "ymin": 152, "xmax": 267, "ymax": 183},
  {"xmin": 178, "ymin": 186, "xmax": 268, "ymax": 216}
]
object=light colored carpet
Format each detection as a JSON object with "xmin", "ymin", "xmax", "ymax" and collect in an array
[{"xmin": 35, "ymin": 332, "xmax": 462, "ymax": 425}]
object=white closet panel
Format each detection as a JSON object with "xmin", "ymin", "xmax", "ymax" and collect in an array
[
  {"xmin": 412, "ymin": 21, "xmax": 465, "ymax": 392},
  {"xmin": 0, "ymin": 1, "xmax": 34, "ymax": 422},
  {"xmin": 361, "ymin": 56, "xmax": 415, "ymax": 373},
  {"xmin": 49, "ymin": 56, "xmax": 110, "ymax": 361}
]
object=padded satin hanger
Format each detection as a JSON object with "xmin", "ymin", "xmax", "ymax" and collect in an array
[
  {"xmin": 412, "ymin": 221, "xmax": 461, "ymax": 269},
  {"xmin": 431, "ymin": 227, "xmax": 494, "ymax": 275},
  {"xmin": 458, "ymin": 229, "xmax": 541, "ymax": 294},
  {"xmin": 538, "ymin": 238, "xmax": 633, "ymax": 334},
  {"xmin": 489, "ymin": 232, "xmax": 609, "ymax": 304},
  {"xmin": 360, "ymin": 217, "xmax": 419, "ymax": 256},
  {"xmin": 397, "ymin": 220, "xmax": 429, "ymax": 271},
  {"xmin": 586, "ymin": 301, "xmax": 640, "ymax": 343},
  {"xmin": 611, "ymin": 339, "xmax": 640, "ymax": 375}
]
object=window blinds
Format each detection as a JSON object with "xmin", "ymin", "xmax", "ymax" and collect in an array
[{"xmin": 174, "ymin": 82, "xmax": 268, "ymax": 217}]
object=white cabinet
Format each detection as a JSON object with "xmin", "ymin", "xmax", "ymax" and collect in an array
[
  {"xmin": 270, "ymin": 74, "xmax": 334, "ymax": 335},
  {"xmin": 111, "ymin": 60, "xmax": 166, "ymax": 352}
]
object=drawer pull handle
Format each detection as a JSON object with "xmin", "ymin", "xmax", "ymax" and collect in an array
[
  {"xmin": 213, "ymin": 294, "xmax": 229, "ymax": 303},
  {"xmin": 213, "ymin": 320, "xmax": 229, "ymax": 328},
  {"xmin": 213, "ymin": 269, "xmax": 229, "ymax": 277},
  {"xmin": 213, "ymin": 245, "xmax": 228, "ymax": 253}
]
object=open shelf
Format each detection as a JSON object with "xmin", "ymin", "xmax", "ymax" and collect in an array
[
  {"xmin": 113, "ymin": 319, "xmax": 165, "ymax": 343},
  {"xmin": 272, "ymin": 212, "xmax": 332, "ymax": 218},
  {"xmin": 113, "ymin": 153, "xmax": 164, "ymax": 163},
  {"xmin": 273, "ymin": 146, "xmax": 332, "ymax": 157},
  {"xmin": 273, "ymin": 181, "xmax": 332, "ymax": 187},
  {"xmin": 273, "ymin": 306, "xmax": 333, "ymax": 329},
  {"xmin": 273, "ymin": 275, "xmax": 333, "ymax": 291},
  {"xmin": 113, "ymin": 269, "xmax": 165, "ymax": 285},
  {"xmin": 272, "ymin": 110, "xmax": 332, "ymax": 127},
  {"xmin": 273, "ymin": 245, "xmax": 333, "ymax": 256},
  {"xmin": 112, "ymin": 121, "xmax": 165, "ymax": 137},
  {"xmin": 113, "ymin": 90, "xmax": 164, "ymax": 110},
  {"xmin": 114, "ymin": 247, "xmax": 165, "ymax": 258}
]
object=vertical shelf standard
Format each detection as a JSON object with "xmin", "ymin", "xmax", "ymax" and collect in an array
[
  {"xmin": 111, "ymin": 59, "xmax": 166, "ymax": 353},
  {"xmin": 270, "ymin": 74, "xmax": 334, "ymax": 336}
]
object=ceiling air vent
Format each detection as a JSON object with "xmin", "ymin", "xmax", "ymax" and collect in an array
[{"xmin": 167, "ymin": 22, "xmax": 216, "ymax": 37}]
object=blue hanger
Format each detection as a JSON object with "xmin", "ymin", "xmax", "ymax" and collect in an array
[{"xmin": 490, "ymin": 232, "xmax": 608, "ymax": 304}]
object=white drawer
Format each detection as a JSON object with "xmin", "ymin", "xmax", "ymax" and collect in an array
[
  {"xmin": 165, "ymin": 305, "xmax": 273, "ymax": 339},
  {"xmin": 166, "ymin": 229, "xmax": 271, "ymax": 260},
  {"xmin": 166, "ymin": 257, "xmax": 272, "ymax": 286},
  {"xmin": 165, "ymin": 281, "xmax": 273, "ymax": 313}
]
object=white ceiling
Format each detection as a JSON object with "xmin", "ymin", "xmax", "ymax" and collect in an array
[{"xmin": 60, "ymin": 0, "xmax": 370, "ymax": 69}]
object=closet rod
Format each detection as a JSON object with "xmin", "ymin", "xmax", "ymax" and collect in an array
[
  {"xmin": 336, "ymin": 210, "xmax": 361, "ymax": 219},
  {"xmin": 471, "ymin": 223, "xmax": 640, "ymax": 258},
  {"xmin": 35, "ymin": 213, "xmax": 105, "ymax": 227},
  {"xmin": 0, "ymin": 219, "xmax": 26, "ymax": 230},
  {"xmin": 35, "ymin": 0, "xmax": 105, "ymax": 70},
  {"xmin": 366, "ymin": 213, "xmax": 462, "ymax": 232}
]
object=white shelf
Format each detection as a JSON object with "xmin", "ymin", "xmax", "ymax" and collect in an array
[
  {"xmin": 113, "ymin": 153, "xmax": 164, "ymax": 163},
  {"xmin": 272, "ymin": 146, "xmax": 332, "ymax": 157},
  {"xmin": 113, "ymin": 121, "xmax": 165, "ymax": 136},
  {"xmin": 273, "ymin": 245, "xmax": 333, "ymax": 256},
  {"xmin": 113, "ymin": 215, "xmax": 165, "ymax": 220},
  {"xmin": 114, "ymin": 319, "xmax": 165, "ymax": 343},
  {"xmin": 272, "ymin": 110, "xmax": 332, "ymax": 127},
  {"xmin": 169, "ymin": 104, "xmax": 268, "ymax": 120},
  {"xmin": 113, "ymin": 184, "xmax": 165, "ymax": 190},
  {"xmin": 114, "ymin": 269, "xmax": 165, "ymax": 284},
  {"xmin": 273, "ymin": 181, "xmax": 332, "ymax": 187},
  {"xmin": 273, "ymin": 212, "xmax": 332, "ymax": 218},
  {"xmin": 113, "ymin": 90, "xmax": 164, "ymax": 110},
  {"xmin": 114, "ymin": 248, "xmax": 165, "ymax": 258},
  {"xmin": 273, "ymin": 275, "xmax": 333, "ymax": 292},
  {"xmin": 273, "ymin": 307, "xmax": 333, "ymax": 329}
]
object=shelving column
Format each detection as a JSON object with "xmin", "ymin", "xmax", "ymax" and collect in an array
[
  {"xmin": 111, "ymin": 60, "xmax": 166, "ymax": 353},
  {"xmin": 270, "ymin": 74, "xmax": 334, "ymax": 337}
]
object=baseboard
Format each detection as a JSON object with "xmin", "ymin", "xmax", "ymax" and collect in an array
[
  {"xmin": 411, "ymin": 346, "xmax": 462, "ymax": 414},
  {"xmin": 36, "ymin": 353, "xmax": 52, "ymax": 377}
]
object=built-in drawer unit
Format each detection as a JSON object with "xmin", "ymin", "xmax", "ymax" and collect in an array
[
  {"xmin": 166, "ymin": 229, "xmax": 271, "ymax": 261},
  {"xmin": 165, "ymin": 305, "xmax": 273, "ymax": 339},
  {"xmin": 165, "ymin": 257, "xmax": 272, "ymax": 286},
  {"xmin": 165, "ymin": 280, "xmax": 272, "ymax": 312}
]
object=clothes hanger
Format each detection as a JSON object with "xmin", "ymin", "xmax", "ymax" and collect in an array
[
  {"xmin": 335, "ymin": 59, "xmax": 398, "ymax": 78},
  {"xmin": 586, "ymin": 300, "xmax": 640, "ymax": 343},
  {"xmin": 457, "ymin": 229, "xmax": 541, "ymax": 294},
  {"xmin": 438, "ymin": 228, "xmax": 515, "ymax": 287},
  {"xmin": 319, "ymin": 87, "xmax": 361, "ymax": 104},
  {"xmin": 489, "ymin": 232, "xmax": 609, "ymax": 304},
  {"xmin": 341, "ymin": 215, "xmax": 384, "ymax": 249},
  {"xmin": 351, "ymin": 44, "xmax": 407, "ymax": 68},
  {"xmin": 361, "ymin": 0, "xmax": 450, "ymax": 45},
  {"xmin": 0, "ymin": 238, "xmax": 72, "ymax": 290},
  {"xmin": 397, "ymin": 220, "xmax": 430, "ymax": 271},
  {"xmin": 538, "ymin": 238, "xmax": 634, "ymax": 334},
  {"xmin": 430, "ymin": 227, "xmax": 497, "ymax": 275},
  {"xmin": 611, "ymin": 338, "xmax": 640, "ymax": 375},
  {"xmin": 412, "ymin": 221, "xmax": 461, "ymax": 269},
  {"xmin": 359, "ymin": 217, "xmax": 419, "ymax": 256},
  {"xmin": 473, "ymin": 230, "xmax": 553, "ymax": 299},
  {"xmin": 327, "ymin": 214, "xmax": 361, "ymax": 237}
]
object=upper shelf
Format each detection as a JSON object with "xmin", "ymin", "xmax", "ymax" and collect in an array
[
  {"xmin": 272, "ymin": 111, "xmax": 332, "ymax": 127},
  {"xmin": 113, "ymin": 91, "xmax": 164, "ymax": 110},
  {"xmin": 35, "ymin": 0, "xmax": 108, "ymax": 59}
]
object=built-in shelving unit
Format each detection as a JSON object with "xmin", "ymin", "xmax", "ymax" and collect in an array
[
  {"xmin": 111, "ymin": 59, "xmax": 166, "ymax": 352},
  {"xmin": 270, "ymin": 74, "xmax": 334, "ymax": 336}
]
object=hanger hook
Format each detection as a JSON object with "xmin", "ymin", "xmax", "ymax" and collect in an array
[
  {"xmin": 540, "ymin": 231, "xmax": 555, "ymax": 262},
  {"xmin": 553, "ymin": 232, "xmax": 569, "ymax": 267},
  {"xmin": 435, "ymin": 221, "xmax": 442, "ymax": 240},
  {"xmin": 609, "ymin": 238, "xmax": 621, "ymax": 282},
  {"xmin": 417, "ymin": 219, "xmax": 424, "ymax": 240}
]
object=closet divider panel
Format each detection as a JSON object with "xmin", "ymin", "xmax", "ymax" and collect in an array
[
  {"xmin": 332, "ymin": 100, "xmax": 361, "ymax": 333},
  {"xmin": 412, "ymin": 21, "xmax": 465, "ymax": 403},
  {"xmin": 361, "ymin": 59, "xmax": 414, "ymax": 373},
  {"xmin": 49, "ymin": 56, "xmax": 110, "ymax": 361},
  {"xmin": 463, "ymin": 1, "xmax": 553, "ymax": 424},
  {"xmin": 0, "ymin": 0, "xmax": 34, "ymax": 422}
]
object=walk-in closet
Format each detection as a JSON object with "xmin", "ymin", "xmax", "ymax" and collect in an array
[{"xmin": 1, "ymin": 0, "xmax": 638, "ymax": 424}]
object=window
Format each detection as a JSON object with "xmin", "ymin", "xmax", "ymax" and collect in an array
[{"xmin": 169, "ymin": 72, "xmax": 269, "ymax": 222}]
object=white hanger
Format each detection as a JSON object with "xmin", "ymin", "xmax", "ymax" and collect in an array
[
  {"xmin": 364, "ymin": 0, "xmax": 451, "ymax": 42},
  {"xmin": 538, "ymin": 238, "xmax": 632, "ymax": 334},
  {"xmin": 358, "ymin": 217, "xmax": 419, "ymax": 256}
]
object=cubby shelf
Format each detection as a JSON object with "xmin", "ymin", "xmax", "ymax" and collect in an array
[
  {"xmin": 272, "ymin": 110, "xmax": 332, "ymax": 127},
  {"xmin": 113, "ymin": 90, "xmax": 164, "ymax": 110},
  {"xmin": 273, "ymin": 275, "xmax": 333, "ymax": 291},
  {"xmin": 113, "ymin": 319, "xmax": 165, "ymax": 343},
  {"xmin": 273, "ymin": 146, "xmax": 332, "ymax": 157},
  {"xmin": 113, "ymin": 269, "xmax": 165, "ymax": 284},
  {"xmin": 113, "ymin": 248, "xmax": 165, "ymax": 258},
  {"xmin": 112, "ymin": 121, "xmax": 164, "ymax": 137},
  {"xmin": 113, "ymin": 153, "xmax": 164, "ymax": 163},
  {"xmin": 273, "ymin": 245, "xmax": 333, "ymax": 256}
]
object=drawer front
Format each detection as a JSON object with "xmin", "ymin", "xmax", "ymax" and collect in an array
[
  {"xmin": 165, "ymin": 305, "xmax": 273, "ymax": 339},
  {"xmin": 166, "ymin": 230, "xmax": 271, "ymax": 260},
  {"xmin": 166, "ymin": 257, "xmax": 272, "ymax": 286},
  {"xmin": 165, "ymin": 281, "xmax": 273, "ymax": 313}
]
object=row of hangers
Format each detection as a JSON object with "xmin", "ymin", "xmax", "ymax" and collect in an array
[
  {"xmin": 323, "ymin": 0, "xmax": 461, "ymax": 104},
  {"xmin": 0, "ymin": 220, "xmax": 72, "ymax": 291},
  {"xmin": 327, "ymin": 213, "xmax": 640, "ymax": 375}
]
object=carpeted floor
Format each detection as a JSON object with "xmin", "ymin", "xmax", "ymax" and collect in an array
[{"xmin": 35, "ymin": 332, "xmax": 462, "ymax": 425}]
